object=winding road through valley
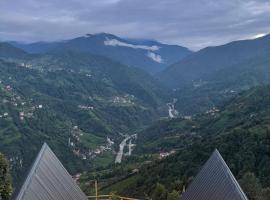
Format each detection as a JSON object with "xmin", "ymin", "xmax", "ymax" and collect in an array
[{"xmin": 115, "ymin": 134, "xmax": 136, "ymax": 163}]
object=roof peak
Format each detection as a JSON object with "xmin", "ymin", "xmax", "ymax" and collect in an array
[
  {"xmin": 15, "ymin": 143, "xmax": 88, "ymax": 200},
  {"xmin": 181, "ymin": 149, "xmax": 248, "ymax": 200}
]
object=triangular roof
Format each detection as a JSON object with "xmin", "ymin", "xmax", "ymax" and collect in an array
[
  {"xmin": 181, "ymin": 149, "xmax": 248, "ymax": 200},
  {"xmin": 15, "ymin": 143, "xmax": 88, "ymax": 200}
]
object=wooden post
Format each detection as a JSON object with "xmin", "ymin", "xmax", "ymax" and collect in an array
[{"xmin": 95, "ymin": 180, "xmax": 98, "ymax": 200}]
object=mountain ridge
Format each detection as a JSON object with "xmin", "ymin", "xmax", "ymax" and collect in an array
[
  {"xmin": 10, "ymin": 33, "xmax": 193, "ymax": 74},
  {"xmin": 158, "ymin": 33, "xmax": 270, "ymax": 87}
]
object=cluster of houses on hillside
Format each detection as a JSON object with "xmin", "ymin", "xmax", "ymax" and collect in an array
[
  {"xmin": 78, "ymin": 105, "xmax": 94, "ymax": 110},
  {"xmin": 111, "ymin": 94, "xmax": 135, "ymax": 105},
  {"xmin": 19, "ymin": 63, "xmax": 32, "ymax": 68},
  {"xmin": 159, "ymin": 150, "xmax": 176, "ymax": 159},
  {"xmin": 68, "ymin": 125, "xmax": 115, "ymax": 161},
  {"xmin": 0, "ymin": 79, "xmax": 44, "ymax": 121},
  {"xmin": 205, "ymin": 107, "xmax": 220, "ymax": 115}
]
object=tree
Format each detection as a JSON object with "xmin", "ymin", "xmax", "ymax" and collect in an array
[
  {"xmin": 167, "ymin": 190, "xmax": 180, "ymax": 200},
  {"xmin": 151, "ymin": 183, "xmax": 167, "ymax": 200},
  {"xmin": 0, "ymin": 153, "xmax": 13, "ymax": 200},
  {"xmin": 239, "ymin": 172, "xmax": 263, "ymax": 200},
  {"xmin": 262, "ymin": 188, "xmax": 270, "ymax": 200}
]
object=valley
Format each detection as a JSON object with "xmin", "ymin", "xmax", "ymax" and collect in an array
[
  {"xmin": 2, "ymin": 1, "xmax": 270, "ymax": 199},
  {"xmin": 1, "ymin": 33, "xmax": 270, "ymax": 200},
  {"xmin": 0, "ymin": 39, "xmax": 175, "ymax": 188}
]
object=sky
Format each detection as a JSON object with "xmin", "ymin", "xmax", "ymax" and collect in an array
[{"xmin": 0, "ymin": 0, "xmax": 270, "ymax": 50}]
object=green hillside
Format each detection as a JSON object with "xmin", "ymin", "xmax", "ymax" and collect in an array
[
  {"xmin": 0, "ymin": 51, "xmax": 168, "ymax": 187},
  {"xmin": 0, "ymin": 43, "xmax": 28, "ymax": 60},
  {"xmin": 159, "ymin": 34, "xmax": 270, "ymax": 87},
  {"xmin": 2, "ymin": 34, "xmax": 270, "ymax": 200},
  {"xmin": 95, "ymin": 86, "xmax": 270, "ymax": 198},
  {"xmin": 157, "ymin": 34, "xmax": 270, "ymax": 115}
]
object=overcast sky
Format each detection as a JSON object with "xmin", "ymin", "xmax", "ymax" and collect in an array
[{"xmin": 1, "ymin": 0, "xmax": 270, "ymax": 50}]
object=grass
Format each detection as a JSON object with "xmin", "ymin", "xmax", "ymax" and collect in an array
[
  {"xmin": 80, "ymin": 132, "xmax": 105, "ymax": 149},
  {"xmin": 94, "ymin": 151, "xmax": 114, "ymax": 168},
  {"xmin": 100, "ymin": 175, "xmax": 139, "ymax": 195}
]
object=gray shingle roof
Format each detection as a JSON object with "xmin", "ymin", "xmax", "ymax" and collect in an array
[
  {"xmin": 181, "ymin": 149, "xmax": 248, "ymax": 200},
  {"xmin": 15, "ymin": 143, "xmax": 88, "ymax": 200}
]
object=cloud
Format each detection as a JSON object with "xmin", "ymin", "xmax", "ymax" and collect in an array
[
  {"xmin": 251, "ymin": 33, "xmax": 267, "ymax": 39},
  {"xmin": 146, "ymin": 52, "xmax": 163, "ymax": 63},
  {"xmin": 0, "ymin": 0, "xmax": 270, "ymax": 49},
  {"xmin": 104, "ymin": 38, "xmax": 160, "ymax": 51}
]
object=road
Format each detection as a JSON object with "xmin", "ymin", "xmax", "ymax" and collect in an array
[{"xmin": 115, "ymin": 134, "xmax": 136, "ymax": 163}]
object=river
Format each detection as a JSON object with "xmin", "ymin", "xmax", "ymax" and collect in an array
[{"xmin": 167, "ymin": 98, "xmax": 178, "ymax": 118}]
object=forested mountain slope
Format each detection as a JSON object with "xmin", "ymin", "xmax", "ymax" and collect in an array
[
  {"xmin": 100, "ymin": 86, "xmax": 270, "ymax": 198},
  {"xmin": 0, "ymin": 49, "xmax": 168, "ymax": 186},
  {"xmin": 11, "ymin": 33, "xmax": 193, "ymax": 74},
  {"xmin": 159, "ymin": 34, "xmax": 270, "ymax": 87},
  {"xmin": 0, "ymin": 43, "xmax": 28, "ymax": 60},
  {"xmin": 157, "ymin": 34, "xmax": 270, "ymax": 115},
  {"xmin": 3, "ymin": 33, "xmax": 270, "ymax": 199}
]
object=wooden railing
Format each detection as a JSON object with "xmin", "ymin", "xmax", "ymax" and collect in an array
[
  {"xmin": 88, "ymin": 195, "xmax": 139, "ymax": 200},
  {"xmin": 87, "ymin": 180, "xmax": 139, "ymax": 200}
]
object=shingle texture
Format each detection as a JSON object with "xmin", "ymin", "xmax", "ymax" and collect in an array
[
  {"xmin": 15, "ymin": 143, "xmax": 88, "ymax": 200},
  {"xmin": 181, "ymin": 149, "xmax": 248, "ymax": 200}
]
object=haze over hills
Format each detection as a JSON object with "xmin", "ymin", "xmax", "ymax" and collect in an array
[{"xmin": 11, "ymin": 33, "xmax": 193, "ymax": 74}]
